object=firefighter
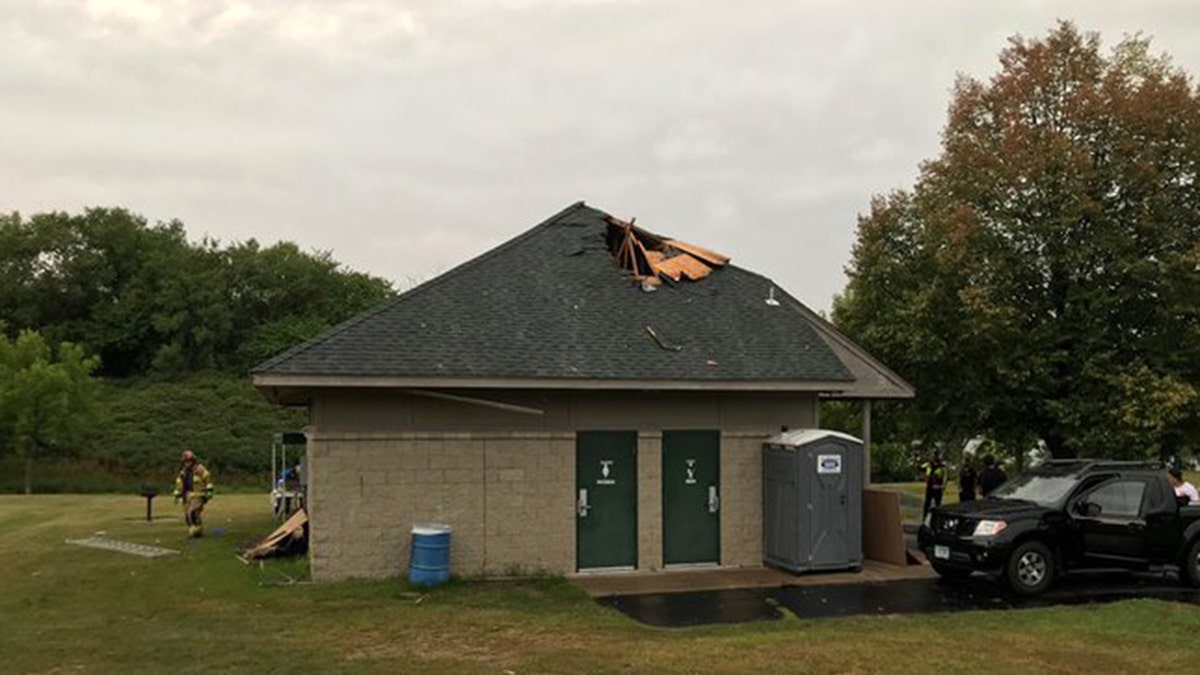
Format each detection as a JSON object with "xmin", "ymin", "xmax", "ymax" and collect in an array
[
  {"xmin": 174, "ymin": 449, "xmax": 214, "ymax": 537},
  {"xmin": 921, "ymin": 450, "xmax": 947, "ymax": 517}
]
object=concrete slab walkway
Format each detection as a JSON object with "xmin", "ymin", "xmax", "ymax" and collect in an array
[
  {"xmin": 595, "ymin": 572, "xmax": 1200, "ymax": 627},
  {"xmin": 572, "ymin": 559, "xmax": 936, "ymax": 597}
]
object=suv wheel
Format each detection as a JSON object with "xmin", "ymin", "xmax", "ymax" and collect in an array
[
  {"xmin": 1184, "ymin": 538, "xmax": 1200, "ymax": 588},
  {"xmin": 1006, "ymin": 540, "xmax": 1055, "ymax": 596}
]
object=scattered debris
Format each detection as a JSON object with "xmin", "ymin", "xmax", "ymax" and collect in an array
[
  {"xmin": 606, "ymin": 216, "xmax": 730, "ymax": 285},
  {"xmin": 242, "ymin": 509, "xmax": 308, "ymax": 559},
  {"xmin": 67, "ymin": 536, "xmax": 180, "ymax": 558},
  {"xmin": 645, "ymin": 325, "xmax": 683, "ymax": 352}
]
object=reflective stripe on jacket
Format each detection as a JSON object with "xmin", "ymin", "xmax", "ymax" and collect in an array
[
  {"xmin": 175, "ymin": 463, "xmax": 214, "ymax": 500},
  {"xmin": 923, "ymin": 461, "xmax": 946, "ymax": 491}
]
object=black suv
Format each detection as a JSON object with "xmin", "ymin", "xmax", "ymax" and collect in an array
[{"xmin": 917, "ymin": 460, "xmax": 1200, "ymax": 595}]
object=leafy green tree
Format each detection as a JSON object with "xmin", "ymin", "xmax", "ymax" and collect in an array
[
  {"xmin": 835, "ymin": 22, "xmax": 1200, "ymax": 461},
  {"xmin": 0, "ymin": 329, "xmax": 100, "ymax": 493},
  {"xmin": 0, "ymin": 209, "xmax": 393, "ymax": 378},
  {"xmin": 224, "ymin": 240, "xmax": 394, "ymax": 371}
]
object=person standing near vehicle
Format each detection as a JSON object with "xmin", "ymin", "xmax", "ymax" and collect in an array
[
  {"xmin": 1168, "ymin": 467, "xmax": 1199, "ymax": 504},
  {"xmin": 921, "ymin": 451, "xmax": 947, "ymax": 516},
  {"xmin": 979, "ymin": 455, "xmax": 1007, "ymax": 497},
  {"xmin": 958, "ymin": 461, "xmax": 978, "ymax": 502},
  {"xmin": 174, "ymin": 449, "xmax": 214, "ymax": 537}
]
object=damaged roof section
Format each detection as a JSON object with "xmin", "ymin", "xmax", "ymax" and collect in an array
[
  {"xmin": 252, "ymin": 202, "xmax": 915, "ymax": 397},
  {"xmin": 605, "ymin": 216, "xmax": 730, "ymax": 286}
]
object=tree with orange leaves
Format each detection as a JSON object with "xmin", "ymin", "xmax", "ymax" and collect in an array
[{"xmin": 835, "ymin": 22, "xmax": 1200, "ymax": 462}]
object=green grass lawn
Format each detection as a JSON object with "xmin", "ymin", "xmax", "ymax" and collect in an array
[{"xmin": 2, "ymin": 495, "xmax": 1199, "ymax": 673}]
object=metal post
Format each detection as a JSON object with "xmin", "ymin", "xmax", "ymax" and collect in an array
[{"xmin": 861, "ymin": 399, "xmax": 873, "ymax": 486}]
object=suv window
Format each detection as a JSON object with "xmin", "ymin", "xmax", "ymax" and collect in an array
[{"xmin": 1082, "ymin": 480, "xmax": 1146, "ymax": 519}]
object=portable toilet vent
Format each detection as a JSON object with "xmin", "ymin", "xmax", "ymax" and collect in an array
[{"xmin": 762, "ymin": 429, "xmax": 863, "ymax": 573}]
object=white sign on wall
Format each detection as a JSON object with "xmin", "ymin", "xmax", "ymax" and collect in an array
[{"xmin": 817, "ymin": 454, "xmax": 843, "ymax": 475}]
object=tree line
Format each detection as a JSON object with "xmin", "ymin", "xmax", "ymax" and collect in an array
[
  {"xmin": 0, "ymin": 208, "xmax": 393, "ymax": 378},
  {"xmin": 833, "ymin": 22, "xmax": 1200, "ymax": 465},
  {"xmin": 0, "ymin": 208, "xmax": 393, "ymax": 492}
]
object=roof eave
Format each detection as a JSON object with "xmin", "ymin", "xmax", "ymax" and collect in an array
[{"xmin": 252, "ymin": 373, "xmax": 865, "ymax": 396}]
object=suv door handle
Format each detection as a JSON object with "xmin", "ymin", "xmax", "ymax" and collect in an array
[{"xmin": 1127, "ymin": 522, "xmax": 1144, "ymax": 532}]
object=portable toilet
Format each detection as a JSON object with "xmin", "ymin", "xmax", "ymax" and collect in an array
[{"xmin": 762, "ymin": 429, "xmax": 863, "ymax": 573}]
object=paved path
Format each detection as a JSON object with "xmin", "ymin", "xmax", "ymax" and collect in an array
[
  {"xmin": 66, "ymin": 536, "xmax": 180, "ymax": 558},
  {"xmin": 572, "ymin": 560, "xmax": 935, "ymax": 598},
  {"xmin": 596, "ymin": 572, "xmax": 1200, "ymax": 627}
]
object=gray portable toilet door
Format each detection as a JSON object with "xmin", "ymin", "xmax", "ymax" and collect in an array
[{"xmin": 807, "ymin": 443, "xmax": 850, "ymax": 567}]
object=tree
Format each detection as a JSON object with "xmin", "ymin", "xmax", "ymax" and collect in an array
[
  {"xmin": 0, "ymin": 329, "xmax": 100, "ymax": 493},
  {"xmin": 835, "ymin": 22, "xmax": 1200, "ymax": 461},
  {"xmin": 0, "ymin": 209, "xmax": 394, "ymax": 378}
]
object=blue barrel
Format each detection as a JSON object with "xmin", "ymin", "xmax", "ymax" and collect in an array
[{"xmin": 408, "ymin": 524, "xmax": 451, "ymax": 587}]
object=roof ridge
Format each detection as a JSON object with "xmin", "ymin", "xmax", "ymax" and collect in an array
[{"xmin": 252, "ymin": 200, "xmax": 596, "ymax": 374}]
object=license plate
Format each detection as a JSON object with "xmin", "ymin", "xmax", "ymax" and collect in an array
[{"xmin": 934, "ymin": 545, "xmax": 950, "ymax": 560}]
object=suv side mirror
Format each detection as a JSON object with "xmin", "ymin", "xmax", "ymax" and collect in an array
[{"xmin": 1080, "ymin": 502, "xmax": 1101, "ymax": 517}]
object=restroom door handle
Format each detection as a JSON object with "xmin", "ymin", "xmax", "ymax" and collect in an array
[
  {"xmin": 708, "ymin": 486, "xmax": 720, "ymax": 514},
  {"xmin": 577, "ymin": 488, "xmax": 590, "ymax": 517}
]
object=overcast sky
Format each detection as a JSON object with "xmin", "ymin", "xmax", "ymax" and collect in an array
[{"xmin": 3, "ymin": 1, "xmax": 1199, "ymax": 311}]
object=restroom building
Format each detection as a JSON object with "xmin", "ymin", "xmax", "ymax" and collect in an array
[{"xmin": 252, "ymin": 202, "xmax": 913, "ymax": 580}]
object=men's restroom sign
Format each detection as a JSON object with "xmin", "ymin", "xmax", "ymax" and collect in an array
[
  {"xmin": 685, "ymin": 459, "xmax": 697, "ymax": 484},
  {"xmin": 597, "ymin": 460, "xmax": 616, "ymax": 485},
  {"xmin": 817, "ymin": 454, "xmax": 842, "ymax": 474}
]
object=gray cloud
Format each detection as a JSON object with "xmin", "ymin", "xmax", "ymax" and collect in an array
[{"xmin": 3, "ymin": 1, "xmax": 1200, "ymax": 310}]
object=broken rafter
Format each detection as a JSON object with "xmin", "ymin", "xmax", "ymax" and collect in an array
[
  {"xmin": 664, "ymin": 239, "xmax": 730, "ymax": 267},
  {"xmin": 405, "ymin": 389, "xmax": 545, "ymax": 416},
  {"xmin": 604, "ymin": 216, "xmax": 730, "ymax": 285}
]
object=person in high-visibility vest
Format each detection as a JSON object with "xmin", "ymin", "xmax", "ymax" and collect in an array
[
  {"xmin": 921, "ymin": 451, "xmax": 947, "ymax": 517},
  {"xmin": 173, "ymin": 449, "xmax": 214, "ymax": 537}
]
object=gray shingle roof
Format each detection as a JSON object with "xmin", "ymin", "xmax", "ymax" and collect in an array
[{"xmin": 253, "ymin": 202, "xmax": 854, "ymax": 383}]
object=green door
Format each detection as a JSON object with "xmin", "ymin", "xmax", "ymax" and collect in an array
[
  {"xmin": 576, "ymin": 431, "xmax": 638, "ymax": 570},
  {"xmin": 662, "ymin": 430, "xmax": 720, "ymax": 565}
]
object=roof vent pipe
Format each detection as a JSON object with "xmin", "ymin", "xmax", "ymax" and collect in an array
[{"xmin": 765, "ymin": 286, "xmax": 780, "ymax": 306}]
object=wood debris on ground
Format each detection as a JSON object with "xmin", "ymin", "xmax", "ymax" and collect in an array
[{"xmin": 243, "ymin": 509, "xmax": 308, "ymax": 559}]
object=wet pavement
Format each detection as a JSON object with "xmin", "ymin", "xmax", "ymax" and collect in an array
[
  {"xmin": 597, "ymin": 572, "xmax": 1200, "ymax": 627},
  {"xmin": 596, "ymin": 588, "xmax": 785, "ymax": 627}
]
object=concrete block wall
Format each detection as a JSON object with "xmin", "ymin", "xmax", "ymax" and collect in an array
[
  {"xmin": 482, "ymin": 435, "xmax": 575, "ymax": 574},
  {"xmin": 309, "ymin": 429, "xmax": 780, "ymax": 580},
  {"xmin": 720, "ymin": 433, "xmax": 768, "ymax": 567},
  {"xmin": 307, "ymin": 432, "xmax": 574, "ymax": 581},
  {"xmin": 636, "ymin": 432, "xmax": 663, "ymax": 571}
]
